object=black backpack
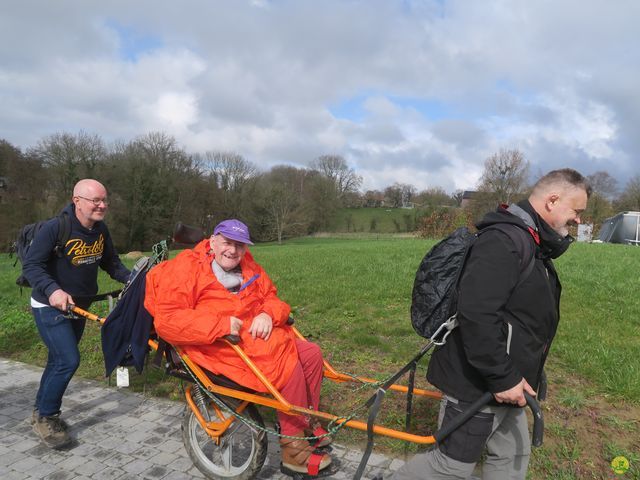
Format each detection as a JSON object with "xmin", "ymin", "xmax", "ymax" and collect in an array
[
  {"xmin": 14, "ymin": 212, "xmax": 72, "ymax": 288},
  {"xmin": 411, "ymin": 215, "xmax": 537, "ymax": 341}
]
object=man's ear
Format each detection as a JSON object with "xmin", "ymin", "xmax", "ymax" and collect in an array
[
  {"xmin": 209, "ymin": 235, "xmax": 216, "ymax": 250},
  {"xmin": 547, "ymin": 193, "xmax": 560, "ymax": 210}
]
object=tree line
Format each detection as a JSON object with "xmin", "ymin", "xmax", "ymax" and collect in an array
[
  {"xmin": 1, "ymin": 133, "xmax": 639, "ymax": 250},
  {"xmin": 0, "ymin": 131, "xmax": 456, "ymax": 250},
  {"xmin": 417, "ymin": 149, "xmax": 640, "ymax": 238}
]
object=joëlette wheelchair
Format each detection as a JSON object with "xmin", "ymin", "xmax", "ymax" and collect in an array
[{"xmin": 69, "ymin": 223, "xmax": 543, "ymax": 480}]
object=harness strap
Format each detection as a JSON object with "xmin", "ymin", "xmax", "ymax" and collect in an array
[
  {"xmin": 353, "ymin": 343, "xmax": 435, "ymax": 478},
  {"xmin": 153, "ymin": 339, "xmax": 170, "ymax": 368},
  {"xmin": 312, "ymin": 426, "xmax": 328, "ymax": 439},
  {"xmin": 353, "ymin": 388, "xmax": 385, "ymax": 480},
  {"xmin": 405, "ymin": 362, "xmax": 417, "ymax": 433},
  {"xmin": 307, "ymin": 452, "xmax": 323, "ymax": 476}
]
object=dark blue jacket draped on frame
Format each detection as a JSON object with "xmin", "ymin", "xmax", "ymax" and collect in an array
[{"xmin": 101, "ymin": 269, "xmax": 153, "ymax": 377}]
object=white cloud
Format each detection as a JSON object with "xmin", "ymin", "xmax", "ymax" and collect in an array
[{"xmin": 1, "ymin": 0, "xmax": 638, "ymax": 192}]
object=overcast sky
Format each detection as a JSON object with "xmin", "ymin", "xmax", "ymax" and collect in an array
[{"xmin": 1, "ymin": 1, "xmax": 638, "ymax": 193}]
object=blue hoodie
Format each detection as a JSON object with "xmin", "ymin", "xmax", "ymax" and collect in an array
[{"xmin": 22, "ymin": 203, "xmax": 130, "ymax": 308}]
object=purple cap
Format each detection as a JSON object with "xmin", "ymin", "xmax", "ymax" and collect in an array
[{"xmin": 213, "ymin": 219, "xmax": 254, "ymax": 245}]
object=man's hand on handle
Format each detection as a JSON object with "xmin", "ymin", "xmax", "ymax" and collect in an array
[
  {"xmin": 49, "ymin": 289, "xmax": 74, "ymax": 312},
  {"xmin": 494, "ymin": 378, "xmax": 536, "ymax": 407}
]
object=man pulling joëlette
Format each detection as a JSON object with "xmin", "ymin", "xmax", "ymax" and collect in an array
[{"xmin": 393, "ymin": 168, "xmax": 591, "ymax": 480}]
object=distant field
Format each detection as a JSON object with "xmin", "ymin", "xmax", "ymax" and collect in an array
[
  {"xmin": 328, "ymin": 207, "xmax": 421, "ymax": 233},
  {"xmin": 1, "ymin": 238, "xmax": 639, "ymax": 478}
]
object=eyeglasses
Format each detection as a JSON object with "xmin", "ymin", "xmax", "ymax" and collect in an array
[{"xmin": 76, "ymin": 195, "xmax": 110, "ymax": 206}]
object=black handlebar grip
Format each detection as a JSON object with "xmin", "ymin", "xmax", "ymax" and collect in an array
[
  {"xmin": 434, "ymin": 391, "xmax": 544, "ymax": 448},
  {"xmin": 223, "ymin": 334, "xmax": 241, "ymax": 344},
  {"xmin": 525, "ymin": 392, "xmax": 544, "ymax": 447}
]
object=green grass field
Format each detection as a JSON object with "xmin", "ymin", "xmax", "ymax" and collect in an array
[
  {"xmin": 328, "ymin": 207, "xmax": 420, "ymax": 233},
  {"xmin": 1, "ymin": 238, "xmax": 639, "ymax": 478}
]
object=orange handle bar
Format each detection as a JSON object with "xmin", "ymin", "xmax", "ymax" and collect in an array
[{"xmin": 70, "ymin": 305, "xmax": 439, "ymax": 444}]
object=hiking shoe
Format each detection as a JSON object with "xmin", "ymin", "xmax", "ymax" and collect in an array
[
  {"xmin": 33, "ymin": 414, "xmax": 71, "ymax": 449},
  {"xmin": 31, "ymin": 410, "xmax": 69, "ymax": 430}
]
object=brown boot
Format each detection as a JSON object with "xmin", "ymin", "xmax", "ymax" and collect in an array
[{"xmin": 280, "ymin": 436, "xmax": 331, "ymax": 475}]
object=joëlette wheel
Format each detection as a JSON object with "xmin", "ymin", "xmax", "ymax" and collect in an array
[{"xmin": 182, "ymin": 395, "xmax": 268, "ymax": 480}]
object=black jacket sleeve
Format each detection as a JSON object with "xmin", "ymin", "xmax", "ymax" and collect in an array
[{"xmin": 456, "ymin": 229, "xmax": 524, "ymax": 394}]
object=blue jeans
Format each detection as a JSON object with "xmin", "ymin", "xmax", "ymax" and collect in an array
[{"xmin": 33, "ymin": 307, "xmax": 86, "ymax": 417}]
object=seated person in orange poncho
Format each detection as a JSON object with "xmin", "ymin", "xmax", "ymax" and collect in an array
[{"xmin": 144, "ymin": 219, "xmax": 331, "ymax": 475}]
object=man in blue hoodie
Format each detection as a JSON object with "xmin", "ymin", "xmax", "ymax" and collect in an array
[{"xmin": 23, "ymin": 179, "xmax": 130, "ymax": 449}]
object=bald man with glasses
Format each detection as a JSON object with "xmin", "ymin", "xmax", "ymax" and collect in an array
[{"xmin": 22, "ymin": 178, "xmax": 130, "ymax": 449}]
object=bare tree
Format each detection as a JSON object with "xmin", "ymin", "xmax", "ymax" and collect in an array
[
  {"xmin": 383, "ymin": 182, "xmax": 415, "ymax": 208},
  {"xmin": 204, "ymin": 151, "xmax": 257, "ymax": 192},
  {"xmin": 400, "ymin": 183, "xmax": 417, "ymax": 207},
  {"xmin": 415, "ymin": 187, "xmax": 454, "ymax": 207},
  {"xmin": 201, "ymin": 151, "xmax": 258, "ymax": 218},
  {"xmin": 29, "ymin": 131, "xmax": 107, "ymax": 206},
  {"xmin": 0, "ymin": 140, "xmax": 48, "ymax": 247},
  {"xmin": 452, "ymin": 189, "xmax": 464, "ymax": 207},
  {"xmin": 254, "ymin": 166, "xmax": 306, "ymax": 243},
  {"xmin": 468, "ymin": 149, "xmax": 530, "ymax": 221},
  {"xmin": 587, "ymin": 171, "xmax": 617, "ymax": 200},
  {"xmin": 477, "ymin": 149, "xmax": 530, "ymax": 204},
  {"xmin": 384, "ymin": 184, "xmax": 403, "ymax": 208},
  {"xmin": 310, "ymin": 155, "xmax": 362, "ymax": 201},
  {"xmin": 584, "ymin": 192, "xmax": 613, "ymax": 233},
  {"xmin": 363, "ymin": 190, "xmax": 384, "ymax": 208},
  {"xmin": 103, "ymin": 132, "xmax": 205, "ymax": 250},
  {"xmin": 581, "ymin": 171, "xmax": 617, "ymax": 228},
  {"xmin": 299, "ymin": 170, "xmax": 339, "ymax": 232},
  {"xmin": 615, "ymin": 175, "xmax": 640, "ymax": 212}
]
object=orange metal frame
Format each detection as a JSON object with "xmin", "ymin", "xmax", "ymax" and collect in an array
[{"xmin": 71, "ymin": 305, "xmax": 442, "ymax": 445}]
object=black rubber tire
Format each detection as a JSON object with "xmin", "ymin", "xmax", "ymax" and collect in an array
[{"xmin": 182, "ymin": 394, "xmax": 268, "ymax": 480}]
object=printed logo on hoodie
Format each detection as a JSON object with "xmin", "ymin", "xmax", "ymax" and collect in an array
[{"xmin": 66, "ymin": 234, "xmax": 105, "ymax": 266}]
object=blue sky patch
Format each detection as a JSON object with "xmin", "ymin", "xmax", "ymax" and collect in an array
[
  {"xmin": 105, "ymin": 19, "xmax": 163, "ymax": 61},
  {"xmin": 329, "ymin": 93, "xmax": 369, "ymax": 122}
]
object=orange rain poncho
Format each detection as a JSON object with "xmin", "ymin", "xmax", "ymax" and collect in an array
[{"xmin": 144, "ymin": 239, "xmax": 298, "ymax": 392}]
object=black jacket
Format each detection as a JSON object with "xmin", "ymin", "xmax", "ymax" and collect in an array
[
  {"xmin": 426, "ymin": 200, "xmax": 567, "ymax": 402},
  {"xmin": 23, "ymin": 203, "xmax": 130, "ymax": 308}
]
